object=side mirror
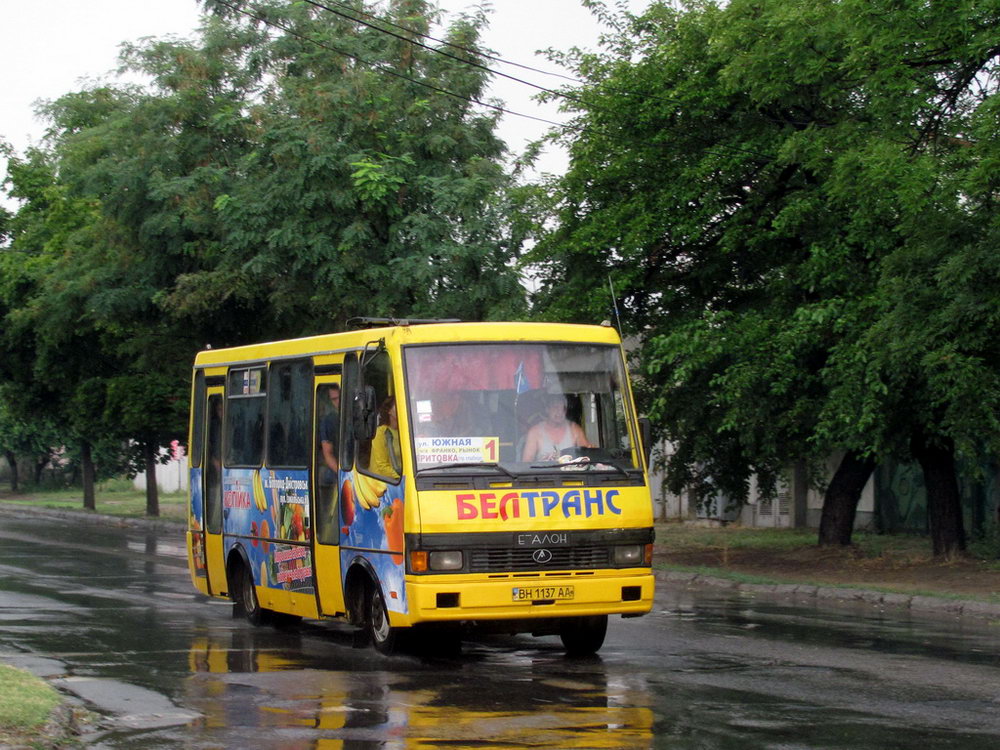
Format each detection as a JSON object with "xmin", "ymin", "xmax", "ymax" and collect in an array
[
  {"xmin": 352, "ymin": 385, "xmax": 378, "ymax": 442},
  {"xmin": 638, "ymin": 417, "xmax": 653, "ymax": 468}
]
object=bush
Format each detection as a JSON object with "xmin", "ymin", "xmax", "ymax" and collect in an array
[{"xmin": 968, "ymin": 524, "xmax": 1000, "ymax": 561}]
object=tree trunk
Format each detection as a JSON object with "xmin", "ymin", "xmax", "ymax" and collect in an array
[
  {"xmin": 34, "ymin": 453, "xmax": 49, "ymax": 485},
  {"xmin": 4, "ymin": 451, "xmax": 19, "ymax": 493},
  {"xmin": 912, "ymin": 434, "xmax": 965, "ymax": 557},
  {"xmin": 81, "ymin": 440, "xmax": 96, "ymax": 511},
  {"xmin": 818, "ymin": 451, "xmax": 876, "ymax": 546},
  {"xmin": 144, "ymin": 440, "xmax": 160, "ymax": 517}
]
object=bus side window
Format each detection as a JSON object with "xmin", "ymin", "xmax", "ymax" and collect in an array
[
  {"xmin": 314, "ymin": 380, "xmax": 341, "ymax": 546},
  {"xmin": 355, "ymin": 349, "xmax": 400, "ymax": 482},
  {"xmin": 190, "ymin": 371, "xmax": 205, "ymax": 469},
  {"xmin": 340, "ymin": 354, "xmax": 359, "ymax": 472},
  {"xmin": 206, "ymin": 395, "xmax": 223, "ymax": 535},
  {"xmin": 267, "ymin": 360, "xmax": 312, "ymax": 468},
  {"xmin": 226, "ymin": 367, "xmax": 267, "ymax": 467}
]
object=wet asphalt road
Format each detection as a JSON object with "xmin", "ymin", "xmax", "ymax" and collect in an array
[{"xmin": 1, "ymin": 511, "xmax": 999, "ymax": 748}]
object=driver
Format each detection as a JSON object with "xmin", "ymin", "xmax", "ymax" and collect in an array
[{"xmin": 521, "ymin": 393, "xmax": 593, "ymax": 462}]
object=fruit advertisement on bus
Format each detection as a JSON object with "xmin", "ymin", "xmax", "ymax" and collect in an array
[
  {"xmin": 222, "ymin": 468, "xmax": 314, "ymax": 594},
  {"xmin": 188, "ymin": 467, "xmax": 206, "ymax": 577},
  {"xmin": 339, "ymin": 467, "xmax": 407, "ymax": 615}
]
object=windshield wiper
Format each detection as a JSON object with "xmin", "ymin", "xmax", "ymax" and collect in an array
[
  {"xmin": 594, "ymin": 458, "xmax": 633, "ymax": 477},
  {"xmin": 416, "ymin": 462, "xmax": 517, "ymax": 480},
  {"xmin": 529, "ymin": 457, "xmax": 633, "ymax": 477}
]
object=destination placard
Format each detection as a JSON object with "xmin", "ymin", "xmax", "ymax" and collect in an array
[{"xmin": 415, "ymin": 436, "xmax": 499, "ymax": 464}]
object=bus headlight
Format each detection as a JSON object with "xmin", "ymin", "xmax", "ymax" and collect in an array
[
  {"xmin": 613, "ymin": 544, "xmax": 644, "ymax": 566},
  {"xmin": 429, "ymin": 550, "xmax": 464, "ymax": 571}
]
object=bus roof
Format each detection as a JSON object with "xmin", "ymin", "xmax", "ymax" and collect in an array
[{"xmin": 193, "ymin": 321, "xmax": 623, "ymax": 367}]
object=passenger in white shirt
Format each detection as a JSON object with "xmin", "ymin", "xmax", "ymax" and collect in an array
[{"xmin": 521, "ymin": 393, "xmax": 592, "ymax": 462}]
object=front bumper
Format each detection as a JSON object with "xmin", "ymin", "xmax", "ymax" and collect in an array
[{"xmin": 403, "ymin": 569, "xmax": 654, "ymax": 625}]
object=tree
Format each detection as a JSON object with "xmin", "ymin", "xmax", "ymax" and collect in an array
[
  {"xmin": 0, "ymin": 391, "xmax": 60, "ymax": 492},
  {"xmin": 3, "ymin": 140, "xmax": 188, "ymax": 512},
  {"xmin": 529, "ymin": 0, "xmax": 1000, "ymax": 555},
  {"xmin": 2, "ymin": 0, "xmax": 526, "ymax": 512},
  {"xmin": 183, "ymin": 0, "xmax": 527, "ymax": 329},
  {"xmin": 104, "ymin": 374, "xmax": 188, "ymax": 516},
  {"xmin": 0, "ymin": 146, "xmax": 111, "ymax": 508},
  {"xmin": 29, "ymin": 0, "xmax": 526, "ymax": 349}
]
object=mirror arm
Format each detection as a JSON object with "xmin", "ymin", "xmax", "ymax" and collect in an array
[{"xmin": 638, "ymin": 417, "xmax": 653, "ymax": 469}]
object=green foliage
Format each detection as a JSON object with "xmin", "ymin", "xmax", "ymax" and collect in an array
[
  {"xmin": 530, "ymin": 0, "xmax": 1000, "ymax": 504},
  {"xmin": 0, "ymin": 388, "xmax": 61, "ymax": 488},
  {"xmin": 1, "ymin": 0, "xmax": 526, "ymax": 486},
  {"xmin": 968, "ymin": 524, "xmax": 1000, "ymax": 561},
  {"xmin": 164, "ymin": 0, "xmax": 527, "ymax": 331},
  {"xmin": 0, "ymin": 392, "xmax": 56, "ymax": 457}
]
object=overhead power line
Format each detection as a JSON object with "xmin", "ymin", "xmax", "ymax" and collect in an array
[
  {"xmin": 211, "ymin": 0, "xmax": 774, "ymax": 162},
  {"xmin": 298, "ymin": 0, "xmax": 818, "ymax": 133},
  {"xmin": 304, "ymin": 0, "xmax": 580, "ymax": 83},
  {"xmin": 213, "ymin": 0, "xmax": 568, "ymax": 129},
  {"xmin": 299, "ymin": 0, "xmax": 584, "ymax": 105}
]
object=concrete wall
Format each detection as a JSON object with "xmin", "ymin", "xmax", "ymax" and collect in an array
[
  {"xmin": 650, "ymin": 442, "xmax": 876, "ymax": 530},
  {"xmin": 647, "ymin": 442, "xmax": 690, "ymax": 521},
  {"xmin": 738, "ymin": 456, "xmax": 875, "ymax": 530},
  {"xmin": 133, "ymin": 442, "xmax": 189, "ymax": 494}
]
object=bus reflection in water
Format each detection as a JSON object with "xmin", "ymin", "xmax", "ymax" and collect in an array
[
  {"xmin": 186, "ymin": 320, "xmax": 655, "ymax": 655},
  {"xmin": 185, "ymin": 630, "xmax": 655, "ymax": 748}
]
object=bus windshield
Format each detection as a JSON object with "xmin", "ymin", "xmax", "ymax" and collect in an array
[{"xmin": 404, "ymin": 342, "xmax": 638, "ymax": 475}]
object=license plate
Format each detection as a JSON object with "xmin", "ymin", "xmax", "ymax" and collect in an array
[{"xmin": 512, "ymin": 585, "xmax": 574, "ymax": 602}]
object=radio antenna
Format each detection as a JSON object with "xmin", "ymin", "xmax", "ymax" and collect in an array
[{"xmin": 608, "ymin": 274, "xmax": 624, "ymax": 334}]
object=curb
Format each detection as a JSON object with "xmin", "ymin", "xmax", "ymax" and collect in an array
[
  {"xmin": 0, "ymin": 503, "xmax": 185, "ymax": 747},
  {"xmin": 655, "ymin": 569, "xmax": 1000, "ymax": 621},
  {"xmin": 0, "ymin": 503, "xmax": 185, "ymax": 532}
]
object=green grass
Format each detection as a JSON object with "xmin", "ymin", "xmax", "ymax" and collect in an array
[
  {"xmin": 0, "ymin": 483, "xmax": 186, "ymax": 522},
  {"xmin": 654, "ymin": 522, "xmax": 934, "ymax": 560},
  {"xmin": 0, "ymin": 664, "xmax": 59, "ymax": 732},
  {"xmin": 655, "ymin": 523, "xmax": 817, "ymax": 551},
  {"xmin": 654, "ymin": 521, "xmax": 1000, "ymax": 604}
]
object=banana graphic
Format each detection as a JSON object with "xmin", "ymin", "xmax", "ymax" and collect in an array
[
  {"xmin": 253, "ymin": 471, "xmax": 267, "ymax": 512},
  {"xmin": 353, "ymin": 471, "xmax": 375, "ymax": 510},
  {"xmin": 352, "ymin": 469, "xmax": 386, "ymax": 511}
]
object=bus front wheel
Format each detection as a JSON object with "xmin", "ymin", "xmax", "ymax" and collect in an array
[
  {"xmin": 559, "ymin": 615, "xmax": 608, "ymax": 656},
  {"xmin": 366, "ymin": 581, "xmax": 399, "ymax": 655}
]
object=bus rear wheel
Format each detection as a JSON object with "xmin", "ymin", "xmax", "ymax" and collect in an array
[
  {"xmin": 233, "ymin": 561, "xmax": 265, "ymax": 626},
  {"xmin": 559, "ymin": 615, "xmax": 608, "ymax": 656},
  {"xmin": 366, "ymin": 581, "xmax": 399, "ymax": 655}
]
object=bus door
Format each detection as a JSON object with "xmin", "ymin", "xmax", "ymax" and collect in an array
[
  {"xmin": 187, "ymin": 371, "xmax": 210, "ymax": 595},
  {"xmin": 313, "ymin": 372, "xmax": 345, "ymax": 616},
  {"xmin": 204, "ymin": 389, "xmax": 227, "ymax": 595}
]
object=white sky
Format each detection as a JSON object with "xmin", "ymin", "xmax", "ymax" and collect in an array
[{"xmin": 1, "ymin": 0, "xmax": 648, "ymax": 207}]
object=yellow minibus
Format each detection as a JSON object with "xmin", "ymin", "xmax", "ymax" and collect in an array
[{"xmin": 186, "ymin": 320, "xmax": 655, "ymax": 654}]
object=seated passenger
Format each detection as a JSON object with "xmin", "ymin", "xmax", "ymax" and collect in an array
[
  {"xmin": 521, "ymin": 393, "xmax": 593, "ymax": 462},
  {"xmin": 370, "ymin": 396, "xmax": 401, "ymax": 480}
]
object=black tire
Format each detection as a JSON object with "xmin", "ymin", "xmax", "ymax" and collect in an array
[
  {"xmin": 233, "ymin": 561, "xmax": 266, "ymax": 626},
  {"xmin": 366, "ymin": 581, "xmax": 399, "ymax": 655},
  {"xmin": 559, "ymin": 614, "xmax": 608, "ymax": 656}
]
